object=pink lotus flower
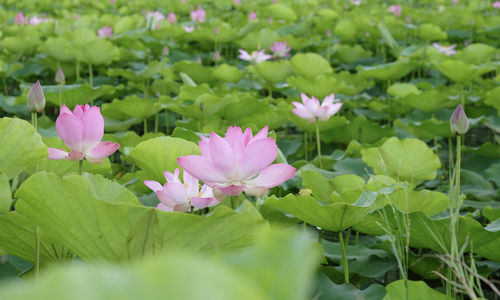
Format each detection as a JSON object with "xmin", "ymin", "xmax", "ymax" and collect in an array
[
  {"xmin": 162, "ymin": 46, "xmax": 170, "ymax": 56},
  {"xmin": 144, "ymin": 168, "xmax": 220, "ymax": 212},
  {"xmin": 14, "ymin": 12, "xmax": 25, "ymax": 25},
  {"xmin": 389, "ymin": 5, "xmax": 402, "ymax": 17},
  {"xmin": 178, "ymin": 126, "xmax": 296, "ymax": 197},
  {"xmin": 146, "ymin": 11, "xmax": 165, "ymax": 30},
  {"xmin": 28, "ymin": 15, "xmax": 49, "ymax": 25},
  {"xmin": 494, "ymin": 1, "xmax": 500, "ymax": 9},
  {"xmin": 191, "ymin": 7, "xmax": 206, "ymax": 23},
  {"xmin": 47, "ymin": 104, "xmax": 119, "ymax": 164},
  {"xmin": 183, "ymin": 25, "xmax": 195, "ymax": 33},
  {"xmin": 292, "ymin": 93, "xmax": 343, "ymax": 123},
  {"xmin": 238, "ymin": 49, "xmax": 272, "ymax": 64},
  {"xmin": 350, "ymin": 0, "xmax": 362, "ymax": 5},
  {"xmin": 167, "ymin": 12, "xmax": 177, "ymax": 23},
  {"xmin": 98, "ymin": 26, "xmax": 113, "ymax": 38},
  {"xmin": 213, "ymin": 50, "xmax": 221, "ymax": 61},
  {"xmin": 234, "ymin": 0, "xmax": 242, "ymax": 5},
  {"xmin": 110, "ymin": 0, "xmax": 116, "ymax": 3},
  {"xmin": 270, "ymin": 41, "xmax": 291, "ymax": 58},
  {"xmin": 432, "ymin": 43, "xmax": 457, "ymax": 56},
  {"xmin": 249, "ymin": 11, "xmax": 257, "ymax": 21}
]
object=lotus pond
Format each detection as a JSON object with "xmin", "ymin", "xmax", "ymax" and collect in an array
[{"xmin": 0, "ymin": 0, "xmax": 499, "ymax": 299}]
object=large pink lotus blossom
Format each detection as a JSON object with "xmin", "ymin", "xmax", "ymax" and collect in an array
[
  {"xmin": 493, "ymin": 1, "xmax": 500, "ymax": 9},
  {"xmin": 167, "ymin": 12, "xmax": 177, "ymax": 23},
  {"xmin": 389, "ymin": 5, "xmax": 402, "ymax": 17},
  {"xmin": 238, "ymin": 49, "xmax": 272, "ymax": 64},
  {"xmin": 144, "ymin": 168, "xmax": 220, "ymax": 212},
  {"xmin": 98, "ymin": 26, "xmax": 113, "ymax": 38},
  {"xmin": 14, "ymin": 12, "xmax": 25, "ymax": 25},
  {"xmin": 191, "ymin": 7, "xmax": 206, "ymax": 23},
  {"xmin": 47, "ymin": 104, "xmax": 119, "ymax": 164},
  {"xmin": 249, "ymin": 11, "xmax": 257, "ymax": 21},
  {"xmin": 270, "ymin": 41, "xmax": 291, "ymax": 58},
  {"xmin": 292, "ymin": 93, "xmax": 343, "ymax": 123},
  {"xmin": 432, "ymin": 43, "xmax": 457, "ymax": 56},
  {"xmin": 178, "ymin": 126, "xmax": 296, "ymax": 197}
]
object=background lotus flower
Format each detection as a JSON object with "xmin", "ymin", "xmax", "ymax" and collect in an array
[
  {"xmin": 238, "ymin": 49, "xmax": 272, "ymax": 64},
  {"xmin": 14, "ymin": 12, "xmax": 25, "ymax": 25},
  {"xmin": 27, "ymin": 15, "xmax": 49, "ymax": 25},
  {"xmin": 98, "ymin": 26, "xmax": 113, "ymax": 38},
  {"xmin": 389, "ymin": 5, "xmax": 402, "ymax": 17},
  {"xmin": 178, "ymin": 126, "xmax": 296, "ymax": 197},
  {"xmin": 450, "ymin": 104, "xmax": 469, "ymax": 136},
  {"xmin": 183, "ymin": 25, "xmax": 195, "ymax": 33},
  {"xmin": 270, "ymin": 41, "xmax": 291, "ymax": 58},
  {"xmin": 292, "ymin": 93, "xmax": 343, "ymax": 123},
  {"xmin": 494, "ymin": 1, "xmax": 500, "ymax": 9},
  {"xmin": 432, "ymin": 43, "xmax": 457, "ymax": 56},
  {"xmin": 146, "ymin": 11, "xmax": 165, "ymax": 30},
  {"xmin": 234, "ymin": 0, "xmax": 242, "ymax": 5},
  {"xmin": 47, "ymin": 104, "xmax": 119, "ymax": 164},
  {"xmin": 27, "ymin": 80, "xmax": 45, "ymax": 113},
  {"xmin": 248, "ymin": 11, "xmax": 257, "ymax": 21},
  {"xmin": 144, "ymin": 168, "xmax": 220, "ymax": 212},
  {"xmin": 167, "ymin": 12, "xmax": 177, "ymax": 23},
  {"xmin": 55, "ymin": 68, "xmax": 65, "ymax": 84},
  {"xmin": 162, "ymin": 46, "xmax": 170, "ymax": 56},
  {"xmin": 191, "ymin": 7, "xmax": 206, "ymax": 23}
]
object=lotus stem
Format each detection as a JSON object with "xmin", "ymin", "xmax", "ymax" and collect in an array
[
  {"xmin": 304, "ymin": 132, "xmax": 308, "ymax": 161},
  {"xmin": 2, "ymin": 78, "xmax": 7, "ymax": 95},
  {"xmin": 31, "ymin": 112, "xmax": 37, "ymax": 130},
  {"xmin": 34, "ymin": 225, "xmax": 40, "ymax": 280},
  {"xmin": 231, "ymin": 196, "xmax": 236, "ymax": 210},
  {"xmin": 315, "ymin": 121, "xmax": 323, "ymax": 168},
  {"xmin": 58, "ymin": 84, "xmax": 62, "ymax": 107},
  {"xmin": 76, "ymin": 61, "xmax": 80, "ymax": 82},
  {"xmin": 79, "ymin": 160, "xmax": 83, "ymax": 175},
  {"xmin": 339, "ymin": 230, "xmax": 349, "ymax": 283},
  {"xmin": 143, "ymin": 119, "xmax": 148, "ymax": 134},
  {"xmin": 88, "ymin": 63, "xmax": 93, "ymax": 87}
]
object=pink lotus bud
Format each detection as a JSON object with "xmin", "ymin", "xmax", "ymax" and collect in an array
[
  {"xmin": 167, "ymin": 12, "xmax": 177, "ymax": 23},
  {"xmin": 234, "ymin": 0, "xmax": 242, "ymax": 5},
  {"xmin": 214, "ymin": 26, "xmax": 220, "ymax": 35},
  {"xmin": 450, "ymin": 104, "xmax": 469, "ymax": 136},
  {"xmin": 197, "ymin": 57, "xmax": 202, "ymax": 64},
  {"xmin": 389, "ymin": 5, "xmax": 402, "ymax": 17},
  {"xmin": 110, "ymin": 0, "xmax": 116, "ymax": 3},
  {"xmin": 27, "ymin": 80, "xmax": 45, "ymax": 113},
  {"xmin": 14, "ymin": 12, "xmax": 25, "ymax": 25},
  {"xmin": 494, "ymin": 1, "xmax": 500, "ymax": 9},
  {"xmin": 55, "ymin": 68, "xmax": 65, "ymax": 85},
  {"xmin": 191, "ymin": 7, "xmax": 206, "ymax": 23}
]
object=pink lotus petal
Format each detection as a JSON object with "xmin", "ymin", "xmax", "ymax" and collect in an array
[
  {"xmin": 239, "ymin": 138, "xmax": 277, "ymax": 180},
  {"xmin": 164, "ymin": 168, "xmax": 181, "ymax": 183},
  {"xmin": 144, "ymin": 180, "xmax": 163, "ymax": 192},
  {"xmin": 56, "ymin": 113, "xmax": 84, "ymax": 151},
  {"xmin": 86, "ymin": 141, "xmax": 119, "ymax": 163},
  {"xmin": 191, "ymin": 197, "xmax": 217, "ymax": 209},
  {"xmin": 47, "ymin": 148, "xmax": 68, "ymax": 160},
  {"xmin": 68, "ymin": 150, "xmax": 84, "ymax": 161},
  {"xmin": 59, "ymin": 104, "xmax": 72, "ymax": 115},
  {"xmin": 81, "ymin": 106, "xmax": 104, "ymax": 152},
  {"xmin": 183, "ymin": 171, "xmax": 199, "ymax": 199},
  {"xmin": 292, "ymin": 105, "xmax": 314, "ymax": 120},
  {"xmin": 246, "ymin": 163, "xmax": 296, "ymax": 188},
  {"xmin": 157, "ymin": 202, "xmax": 174, "ymax": 212},
  {"xmin": 177, "ymin": 155, "xmax": 227, "ymax": 183},
  {"xmin": 208, "ymin": 132, "xmax": 235, "ymax": 178},
  {"xmin": 252, "ymin": 126, "xmax": 269, "ymax": 141},
  {"xmin": 243, "ymin": 186, "xmax": 268, "ymax": 196},
  {"xmin": 157, "ymin": 183, "xmax": 188, "ymax": 205},
  {"xmin": 217, "ymin": 184, "xmax": 246, "ymax": 196}
]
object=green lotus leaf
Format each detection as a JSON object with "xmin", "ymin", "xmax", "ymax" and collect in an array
[
  {"xmin": 384, "ymin": 280, "xmax": 447, "ymax": 300},
  {"xmin": 174, "ymin": 61, "xmax": 215, "ymax": 85},
  {"xmin": 397, "ymin": 89, "xmax": 457, "ymax": 112},
  {"xmin": 417, "ymin": 23, "xmax": 447, "ymax": 41},
  {"xmin": 213, "ymin": 64, "xmax": 245, "ymax": 83},
  {"xmin": 288, "ymin": 75, "xmax": 337, "ymax": 99},
  {"xmin": 394, "ymin": 118, "xmax": 454, "ymax": 139},
  {"xmin": 387, "ymin": 83, "xmax": 421, "ymax": 98},
  {"xmin": 485, "ymin": 86, "xmax": 500, "ymax": 116},
  {"xmin": 266, "ymin": 4, "xmax": 297, "ymax": 21},
  {"xmin": 0, "ymin": 171, "xmax": 10, "ymax": 214},
  {"xmin": 459, "ymin": 43, "xmax": 496, "ymax": 64},
  {"xmin": 238, "ymin": 28, "xmax": 279, "ymax": 51},
  {"xmin": 37, "ymin": 84, "xmax": 116, "ymax": 108},
  {"xmin": 1, "ymin": 27, "xmax": 41, "ymax": 53},
  {"xmin": 290, "ymin": 53, "xmax": 332, "ymax": 79},
  {"xmin": 334, "ymin": 20, "xmax": 357, "ymax": 41},
  {"xmin": 102, "ymin": 96, "xmax": 162, "ymax": 120},
  {"xmin": 256, "ymin": 60, "xmax": 294, "ymax": 83},
  {"xmin": 40, "ymin": 37, "xmax": 74, "ymax": 61},
  {"xmin": 433, "ymin": 60, "xmax": 484, "ymax": 83},
  {"xmin": 322, "ymin": 116, "xmax": 394, "ymax": 144},
  {"xmin": 334, "ymin": 44, "xmax": 372, "ymax": 64},
  {"xmin": 73, "ymin": 39, "xmax": 120, "ymax": 65},
  {"xmin": 358, "ymin": 60, "xmax": 415, "ymax": 81}
]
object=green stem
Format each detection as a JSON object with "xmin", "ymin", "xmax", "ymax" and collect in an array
[
  {"xmin": 154, "ymin": 113, "xmax": 159, "ymax": 133},
  {"xmin": 460, "ymin": 85, "xmax": 465, "ymax": 107},
  {"xmin": 34, "ymin": 226, "xmax": 40, "ymax": 280},
  {"xmin": 79, "ymin": 160, "xmax": 83, "ymax": 175},
  {"xmin": 315, "ymin": 121, "xmax": 323, "ymax": 168},
  {"xmin": 2, "ymin": 78, "xmax": 7, "ymax": 95},
  {"xmin": 31, "ymin": 112, "xmax": 37, "ymax": 130},
  {"xmin": 76, "ymin": 61, "xmax": 80, "ymax": 82},
  {"xmin": 88, "ymin": 63, "xmax": 93, "ymax": 88},
  {"xmin": 268, "ymin": 84, "xmax": 272, "ymax": 99},
  {"xmin": 339, "ymin": 231, "xmax": 349, "ymax": 283},
  {"xmin": 318, "ymin": 228, "xmax": 323, "ymax": 243},
  {"xmin": 230, "ymin": 196, "xmax": 236, "ymax": 210},
  {"xmin": 304, "ymin": 132, "xmax": 308, "ymax": 161},
  {"xmin": 143, "ymin": 119, "xmax": 148, "ymax": 134},
  {"xmin": 58, "ymin": 84, "xmax": 62, "ymax": 107},
  {"xmin": 455, "ymin": 135, "xmax": 461, "ymax": 212}
]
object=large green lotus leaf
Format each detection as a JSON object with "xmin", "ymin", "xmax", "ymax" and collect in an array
[
  {"xmin": 387, "ymin": 83, "xmax": 421, "ymax": 98},
  {"xmin": 475, "ymin": 221, "xmax": 500, "ymax": 261},
  {"xmin": 102, "ymin": 96, "xmax": 162, "ymax": 120},
  {"xmin": 301, "ymin": 170, "xmax": 334, "ymax": 204},
  {"xmin": 288, "ymin": 75, "xmax": 337, "ymax": 99},
  {"xmin": 73, "ymin": 39, "xmax": 120, "ymax": 65},
  {"xmin": 209, "ymin": 23, "xmax": 238, "ymax": 43},
  {"xmin": 167, "ymin": 93, "xmax": 227, "ymax": 120},
  {"xmin": 459, "ymin": 43, "xmax": 496, "ymax": 64},
  {"xmin": 314, "ymin": 274, "xmax": 386, "ymax": 300},
  {"xmin": 256, "ymin": 60, "xmax": 294, "ymax": 83},
  {"xmin": 41, "ymin": 84, "xmax": 116, "ymax": 108},
  {"xmin": 238, "ymin": 28, "xmax": 279, "ymax": 51},
  {"xmin": 485, "ymin": 86, "xmax": 500, "ymax": 116},
  {"xmin": 462, "ymin": 142, "xmax": 500, "ymax": 158},
  {"xmin": 213, "ymin": 64, "xmax": 245, "ymax": 83},
  {"xmin": 266, "ymin": 4, "xmax": 297, "ymax": 21},
  {"xmin": 433, "ymin": 60, "xmax": 483, "ymax": 83},
  {"xmin": 173, "ymin": 61, "xmax": 215, "ymax": 85},
  {"xmin": 333, "ymin": 44, "xmax": 372, "ymax": 64},
  {"xmin": 0, "ymin": 171, "xmax": 10, "ymax": 214},
  {"xmin": 387, "ymin": 189, "xmax": 448, "ymax": 216},
  {"xmin": 15, "ymin": 172, "xmax": 265, "ymax": 262},
  {"xmin": 394, "ymin": 118, "xmax": 454, "ymax": 139},
  {"xmin": 334, "ymin": 20, "xmax": 357, "ymax": 41},
  {"xmin": 483, "ymin": 205, "xmax": 500, "ymax": 222},
  {"xmin": 40, "ymin": 37, "xmax": 74, "ymax": 61},
  {"xmin": 398, "ymin": 89, "xmax": 457, "ymax": 112},
  {"xmin": 290, "ymin": 53, "xmax": 332, "ymax": 79},
  {"xmin": 0, "ymin": 118, "xmax": 47, "ymax": 179},
  {"xmin": 357, "ymin": 60, "xmax": 415, "ymax": 80},
  {"xmin": 1, "ymin": 27, "xmax": 41, "ymax": 53},
  {"xmin": 263, "ymin": 194, "xmax": 374, "ymax": 232},
  {"xmin": 0, "ymin": 212, "xmax": 72, "ymax": 265},
  {"xmin": 330, "ymin": 71, "xmax": 374, "ymax": 95},
  {"xmin": 322, "ymin": 115, "xmax": 394, "ymax": 144},
  {"xmin": 361, "ymin": 137, "xmax": 441, "ymax": 183},
  {"xmin": 383, "ymin": 280, "xmax": 447, "ymax": 300},
  {"xmin": 417, "ymin": 23, "xmax": 447, "ymax": 41},
  {"xmin": 69, "ymin": 28, "xmax": 97, "ymax": 46},
  {"xmin": 128, "ymin": 137, "xmax": 200, "ymax": 182}
]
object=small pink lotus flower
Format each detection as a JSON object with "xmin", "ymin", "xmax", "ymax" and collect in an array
[
  {"xmin": 73, "ymin": 15, "xmax": 80, "ymax": 20},
  {"xmin": 178, "ymin": 126, "xmax": 296, "ymax": 197},
  {"xmin": 146, "ymin": 11, "xmax": 165, "ymax": 30},
  {"xmin": 213, "ymin": 50, "xmax": 221, "ymax": 61},
  {"xmin": 191, "ymin": 7, "xmax": 206, "ymax": 23},
  {"xmin": 292, "ymin": 93, "xmax": 343, "ymax": 123},
  {"xmin": 167, "ymin": 12, "xmax": 177, "ymax": 23},
  {"xmin": 494, "ymin": 1, "xmax": 500, "ymax": 9},
  {"xmin": 452, "ymin": 0, "xmax": 459, "ymax": 3},
  {"xmin": 432, "ymin": 43, "xmax": 457, "ymax": 56},
  {"xmin": 28, "ymin": 15, "xmax": 49, "ymax": 25},
  {"xmin": 183, "ymin": 25, "xmax": 195, "ymax": 33},
  {"xmin": 110, "ymin": 0, "xmax": 116, "ymax": 4},
  {"xmin": 350, "ymin": 0, "xmax": 362, "ymax": 5},
  {"xmin": 238, "ymin": 49, "xmax": 272, "ymax": 64},
  {"xmin": 47, "ymin": 104, "xmax": 119, "ymax": 164},
  {"xmin": 144, "ymin": 168, "xmax": 220, "ymax": 212},
  {"xmin": 98, "ymin": 26, "xmax": 113, "ymax": 38},
  {"xmin": 270, "ymin": 41, "xmax": 291, "ymax": 58},
  {"xmin": 389, "ymin": 5, "xmax": 402, "ymax": 17},
  {"xmin": 14, "ymin": 12, "xmax": 25, "ymax": 25},
  {"xmin": 249, "ymin": 11, "xmax": 257, "ymax": 21},
  {"xmin": 234, "ymin": 0, "xmax": 242, "ymax": 5}
]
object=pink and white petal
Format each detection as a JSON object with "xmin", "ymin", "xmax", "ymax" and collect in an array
[
  {"xmin": 177, "ymin": 155, "xmax": 227, "ymax": 183},
  {"xmin": 292, "ymin": 107, "xmax": 315, "ymax": 120},
  {"xmin": 246, "ymin": 163, "xmax": 296, "ymax": 188},
  {"xmin": 47, "ymin": 148, "xmax": 68, "ymax": 160},
  {"xmin": 322, "ymin": 94, "xmax": 335, "ymax": 106},
  {"xmin": 252, "ymin": 126, "xmax": 269, "ymax": 141},
  {"xmin": 56, "ymin": 113, "xmax": 84, "ymax": 151},
  {"xmin": 300, "ymin": 93, "xmax": 311, "ymax": 103},
  {"xmin": 238, "ymin": 49, "xmax": 251, "ymax": 61},
  {"xmin": 164, "ymin": 168, "xmax": 181, "ymax": 183},
  {"xmin": 208, "ymin": 132, "xmax": 236, "ymax": 178},
  {"xmin": 183, "ymin": 171, "xmax": 199, "ymax": 199},
  {"xmin": 327, "ymin": 103, "xmax": 343, "ymax": 117},
  {"xmin": 217, "ymin": 184, "xmax": 245, "ymax": 196},
  {"xmin": 87, "ymin": 141, "xmax": 120, "ymax": 159},
  {"xmin": 67, "ymin": 150, "xmax": 84, "ymax": 161},
  {"xmin": 242, "ymin": 127, "xmax": 253, "ymax": 145},
  {"xmin": 225, "ymin": 126, "xmax": 245, "ymax": 155},
  {"xmin": 59, "ymin": 104, "xmax": 72, "ymax": 116},
  {"xmin": 243, "ymin": 185, "xmax": 268, "ymax": 196},
  {"xmin": 239, "ymin": 137, "xmax": 277, "ymax": 180},
  {"xmin": 303, "ymin": 97, "xmax": 319, "ymax": 115},
  {"xmin": 191, "ymin": 197, "xmax": 218, "ymax": 209},
  {"xmin": 144, "ymin": 180, "xmax": 163, "ymax": 192},
  {"xmin": 199, "ymin": 185, "xmax": 214, "ymax": 198},
  {"xmin": 316, "ymin": 106, "xmax": 331, "ymax": 121},
  {"xmin": 173, "ymin": 203, "xmax": 191, "ymax": 212},
  {"xmin": 72, "ymin": 105, "xmax": 84, "ymax": 118},
  {"xmin": 157, "ymin": 183, "xmax": 188, "ymax": 206},
  {"xmin": 81, "ymin": 106, "xmax": 104, "ymax": 152},
  {"xmin": 199, "ymin": 140, "xmax": 210, "ymax": 157},
  {"xmin": 156, "ymin": 202, "xmax": 174, "ymax": 212}
]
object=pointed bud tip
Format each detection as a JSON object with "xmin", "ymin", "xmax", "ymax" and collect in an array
[{"xmin": 450, "ymin": 104, "xmax": 469, "ymax": 136}]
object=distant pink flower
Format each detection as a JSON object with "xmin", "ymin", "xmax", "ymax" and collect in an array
[
  {"xmin": 452, "ymin": 0, "xmax": 459, "ymax": 3},
  {"xmin": 494, "ymin": 1, "xmax": 500, "ymax": 9},
  {"xmin": 433, "ymin": 43, "xmax": 457, "ymax": 56},
  {"xmin": 213, "ymin": 50, "xmax": 221, "ymax": 61},
  {"xmin": 214, "ymin": 26, "xmax": 220, "ymax": 35},
  {"xmin": 144, "ymin": 168, "xmax": 220, "ymax": 212},
  {"xmin": 146, "ymin": 11, "xmax": 165, "ymax": 30},
  {"xmin": 292, "ymin": 93, "xmax": 343, "ymax": 123},
  {"xmin": 270, "ymin": 41, "xmax": 291, "ymax": 58},
  {"xmin": 110, "ymin": 0, "xmax": 116, "ymax": 3},
  {"xmin": 267, "ymin": 17, "xmax": 273, "ymax": 25},
  {"xmin": 183, "ymin": 25, "xmax": 195, "ymax": 32},
  {"xmin": 249, "ymin": 11, "xmax": 257, "ymax": 21},
  {"xmin": 47, "ymin": 104, "xmax": 119, "ymax": 164},
  {"xmin": 238, "ymin": 49, "xmax": 272, "ymax": 63},
  {"xmin": 234, "ymin": 0, "xmax": 242, "ymax": 5},
  {"xmin": 350, "ymin": 0, "xmax": 362, "ymax": 5},
  {"xmin": 197, "ymin": 57, "xmax": 202, "ymax": 64},
  {"xmin": 98, "ymin": 26, "xmax": 113, "ymax": 38},
  {"xmin": 178, "ymin": 126, "xmax": 296, "ymax": 197},
  {"xmin": 73, "ymin": 15, "xmax": 80, "ymax": 20},
  {"xmin": 162, "ymin": 46, "xmax": 169, "ymax": 56},
  {"xmin": 28, "ymin": 15, "xmax": 49, "ymax": 25},
  {"xmin": 191, "ymin": 7, "xmax": 206, "ymax": 22},
  {"xmin": 389, "ymin": 5, "xmax": 402, "ymax": 17},
  {"xmin": 167, "ymin": 12, "xmax": 177, "ymax": 23},
  {"xmin": 14, "ymin": 12, "xmax": 25, "ymax": 25},
  {"xmin": 326, "ymin": 29, "xmax": 332, "ymax": 37}
]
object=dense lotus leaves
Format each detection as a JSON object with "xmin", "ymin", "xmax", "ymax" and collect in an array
[
  {"xmin": 397, "ymin": 89, "xmax": 458, "ymax": 112},
  {"xmin": 417, "ymin": 23, "xmax": 447, "ymax": 40},
  {"xmin": 173, "ymin": 61, "xmax": 215, "ymax": 85},
  {"xmin": 1, "ymin": 27, "xmax": 41, "ymax": 53},
  {"xmin": 266, "ymin": 4, "xmax": 297, "ymax": 21},
  {"xmin": 394, "ymin": 118, "xmax": 454, "ymax": 139},
  {"xmin": 463, "ymin": 142, "xmax": 500, "ymax": 158},
  {"xmin": 15, "ymin": 172, "xmax": 266, "ymax": 262},
  {"xmin": 433, "ymin": 60, "xmax": 488, "ymax": 83},
  {"xmin": 238, "ymin": 28, "xmax": 279, "ymax": 51},
  {"xmin": 104, "ymin": 131, "xmax": 165, "ymax": 154},
  {"xmin": 482, "ymin": 205, "xmax": 500, "ymax": 221},
  {"xmin": 289, "ymin": 111, "xmax": 347, "ymax": 134},
  {"xmin": 485, "ymin": 86, "xmax": 500, "ymax": 116},
  {"xmin": 72, "ymin": 38, "xmax": 120, "ymax": 65},
  {"xmin": 475, "ymin": 220, "xmax": 500, "ymax": 262},
  {"xmin": 313, "ymin": 274, "xmax": 386, "ymax": 300},
  {"xmin": 458, "ymin": 43, "xmax": 496, "ymax": 64},
  {"xmin": 301, "ymin": 170, "xmax": 334, "ymax": 204},
  {"xmin": 322, "ymin": 115, "xmax": 394, "ymax": 144},
  {"xmin": 290, "ymin": 53, "xmax": 332, "ymax": 79},
  {"xmin": 333, "ymin": 44, "xmax": 372, "ymax": 64},
  {"xmin": 107, "ymin": 60, "xmax": 166, "ymax": 82},
  {"xmin": 387, "ymin": 83, "xmax": 420, "ymax": 98},
  {"xmin": 213, "ymin": 63, "xmax": 245, "ymax": 82},
  {"xmin": 0, "ymin": 212, "xmax": 72, "ymax": 265},
  {"xmin": 101, "ymin": 96, "xmax": 162, "ymax": 120},
  {"xmin": 256, "ymin": 61, "xmax": 294, "ymax": 83},
  {"xmin": 288, "ymin": 75, "xmax": 337, "ymax": 99},
  {"xmin": 0, "ymin": 118, "xmax": 47, "ymax": 180},
  {"xmin": 127, "ymin": 136, "xmax": 200, "ymax": 182},
  {"xmin": 357, "ymin": 59, "xmax": 415, "ymax": 81},
  {"xmin": 334, "ymin": 20, "xmax": 357, "ymax": 41},
  {"xmin": 40, "ymin": 37, "xmax": 74, "ymax": 61},
  {"xmin": 383, "ymin": 280, "xmax": 447, "ymax": 300},
  {"xmin": 361, "ymin": 137, "xmax": 441, "ymax": 183}
]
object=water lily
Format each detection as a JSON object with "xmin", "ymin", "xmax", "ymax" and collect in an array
[
  {"xmin": 191, "ymin": 7, "xmax": 206, "ymax": 23},
  {"xmin": 238, "ymin": 49, "xmax": 272, "ymax": 64},
  {"xmin": 292, "ymin": 93, "xmax": 343, "ymax": 123},
  {"xmin": 432, "ymin": 43, "xmax": 457, "ymax": 56},
  {"xmin": 450, "ymin": 104, "xmax": 469, "ymax": 136},
  {"xmin": 98, "ymin": 26, "xmax": 113, "ymax": 38},
  {"xmin": 27, "ymin": 80, "xmax": 45, "ymax": 113},
  {"xmin": 47, "ymin": 104, "xmax": 119, "ymax": 164},
  {"xmin": 178, "ymin": 126, "xmax": 296, "ymax": 197},
  {"xmin": 389, "ymin": 5, "xmax": 402, "ymax": 17},
  {"xmin": 270, "ymin": 41, "xmax": 291, "ymax": 58},
  {"xmin": 144, "ymin": 168, "xmax": 220, "ymax": 212}
]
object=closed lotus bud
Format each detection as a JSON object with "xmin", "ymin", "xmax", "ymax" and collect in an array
[
  {"xmin": 27, "ymin": 80, "xmax": 45, "ymax": 113},
  {"xmin": 55, "ymin": 68, "xmax": 65, "ymax": 84},
  {"xmin": 450, "ymin": 104, "xmax": 469, "ymax": 136}
]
